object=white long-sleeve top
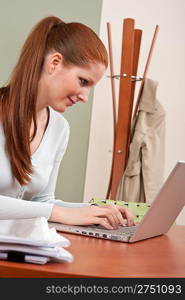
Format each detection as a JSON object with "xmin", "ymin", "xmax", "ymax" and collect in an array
[{"xmin": 0, "ymin": 106, "xmax": 89, "ymax": 220}]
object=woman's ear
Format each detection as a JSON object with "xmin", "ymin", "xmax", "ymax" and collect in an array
[{"xmin": 45, "ymin": 52, "xmax": 63, "ymax": 75}]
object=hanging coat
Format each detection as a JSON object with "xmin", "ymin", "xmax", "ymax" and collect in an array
[{"xmin": 116, "ymin": 78, "xmax": 166, "ymax": 204}]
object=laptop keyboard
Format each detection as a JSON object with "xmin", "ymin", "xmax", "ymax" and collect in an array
[
  {"xmin": 49, "ymin": 222, "xmax": 138, "ymax": 241},
  {"xmin": 89, "ymin": 224, "xmax": 138, "ymax": 236}
]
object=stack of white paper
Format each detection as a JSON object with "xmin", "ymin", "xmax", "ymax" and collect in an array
[{"xmin": 0, "ymin": 218, "xmax": 73, "ymax": 264}]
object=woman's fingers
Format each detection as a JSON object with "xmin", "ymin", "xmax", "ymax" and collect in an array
[
  {"xmin": 91, "ymin": 206, "xmax": 119, "ymax": 228},
  {"xmin": 90, "ymin": 205, "xmax": 135, "ymax": 228},
  {"xmin": 92, "ymin": 217, "xmax": 114, "ymax": 230},
  {"xmin": 116, "ymin": 206, "xmax": 135, "ymax": 226},
  {"xmin": 101, "ymin": 206, "xmax": 123, "ymax": 228},
  {"xmin": 110, "ymin": 206, "xmax": 128, "ymax": 226}
]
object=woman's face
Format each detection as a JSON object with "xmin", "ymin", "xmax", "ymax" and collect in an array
[{"xmin": 38, "ymin": 53, "xmax": 106, "ymax": 113}]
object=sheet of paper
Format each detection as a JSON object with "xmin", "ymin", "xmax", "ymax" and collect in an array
[
  {"xmin": 0, "ymin": 218, "xmax": 70, "ymax": 247},
  {"xmin": 0, "ymin": 243, "xmax": 73, "ymax": 263}
]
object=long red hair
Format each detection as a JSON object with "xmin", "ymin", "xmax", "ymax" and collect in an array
[{"xmin": 0, "ymin": 16, "xmax": 108, "ymax": 185}]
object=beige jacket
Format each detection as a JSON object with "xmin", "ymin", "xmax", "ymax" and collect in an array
[{"xmin": 116, "ymin": 78, "xmax": 166, "ymax": 203}]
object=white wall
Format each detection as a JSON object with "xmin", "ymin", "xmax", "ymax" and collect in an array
[{"xmin": 84, "ymin": 0, "xmax": 185, "ymax": 225}]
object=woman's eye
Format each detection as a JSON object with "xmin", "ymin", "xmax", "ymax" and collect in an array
[{"xmin": 79, "ymin": 78, "xmax": 88, "ymax": 87}]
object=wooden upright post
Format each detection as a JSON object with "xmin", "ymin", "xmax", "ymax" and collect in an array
[{"xmin": 110, "ymin": 19, "xmax": 135, "ymax": 199}]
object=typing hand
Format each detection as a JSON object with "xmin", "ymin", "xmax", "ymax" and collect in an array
[{"xmin": 49, "ymin": 205, "xmax": 134, "ymax": 230}]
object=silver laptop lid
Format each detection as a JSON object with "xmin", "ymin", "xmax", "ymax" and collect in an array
[{"xmin": 130, "ymin": 161, "xmax": 185, "ymax": 242}]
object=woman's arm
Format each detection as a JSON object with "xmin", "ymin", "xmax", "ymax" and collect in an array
[
  {"xmin": 0, "ymin": 194, "xmax": 53, "ymax": 220},
  {"xmin": 31, "ymin": 146, "xmax": 134, "ymax": 228}
]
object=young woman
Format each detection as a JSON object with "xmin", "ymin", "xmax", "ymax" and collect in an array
[{"xmin": 0, "ymin": 16, "xmax": 134, "ymax": 230}]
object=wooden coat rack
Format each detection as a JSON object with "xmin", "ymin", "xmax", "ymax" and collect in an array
[{"xmin": 106, "ymin": 18, "xmax": 159, "ymax": 200}]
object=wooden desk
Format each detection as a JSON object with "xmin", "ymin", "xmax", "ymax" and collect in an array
[{"xmin": 0, "ymin": 225, "xmax": 185, "ymax": 278}]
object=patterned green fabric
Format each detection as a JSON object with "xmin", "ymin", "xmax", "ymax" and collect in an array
[{"xmin": 89, "ymin": 198, "xmax": 151, "ymax": 223}]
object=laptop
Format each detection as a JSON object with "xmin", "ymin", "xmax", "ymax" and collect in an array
[{"xmin": 49, "ymin": 161, "xmax": 185, "ymax": 243}]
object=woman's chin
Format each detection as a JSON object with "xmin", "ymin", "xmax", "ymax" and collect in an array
[{"xmin": 51, "ymin": 104, "xmax": 67, "ymax": 113}]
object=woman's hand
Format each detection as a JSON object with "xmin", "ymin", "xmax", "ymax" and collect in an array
[{"xmin": 49, "ymin": 205, "xmax": 134, "ymax": 229}]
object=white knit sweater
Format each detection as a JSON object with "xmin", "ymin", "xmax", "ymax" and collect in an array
[{"xmin": 0, "ymin": 106, "xmax": 88, "ymax": 220}]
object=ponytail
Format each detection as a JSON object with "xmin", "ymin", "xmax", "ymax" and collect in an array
[{"xmin": 1, "ymin": 16, "xmax": 63, "ymax": 185}]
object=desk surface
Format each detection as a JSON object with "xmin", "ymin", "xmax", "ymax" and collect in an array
[{"xmin": 0, "ymin": 225, "xmax": 185, "ymax": 278}]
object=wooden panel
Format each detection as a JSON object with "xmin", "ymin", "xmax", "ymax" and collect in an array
[{"xmin": 125, "ymin": 29, "xmax": 142, "ymax": 165}]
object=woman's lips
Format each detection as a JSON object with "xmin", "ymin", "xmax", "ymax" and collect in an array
[{"xmin": 67, "ymin": 96, "xmax": 76, "ymax": 106}]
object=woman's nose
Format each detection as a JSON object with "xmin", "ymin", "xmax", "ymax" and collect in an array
[
  {"xmin": 78, "ymin": 95, "xmax": 88, "ymax": 103},
  {"xmin": 78, "ymin": 92, "xmax": 89, "ymax": 103},
  {"xmin": 78, "ymin": 87, "xmax": 90, "ymax": 103}
]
